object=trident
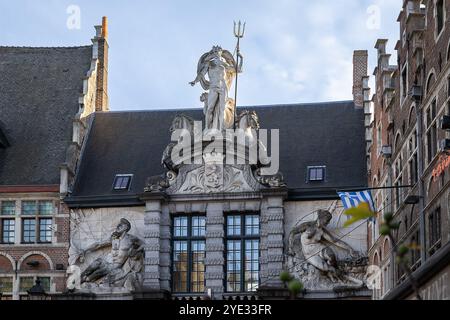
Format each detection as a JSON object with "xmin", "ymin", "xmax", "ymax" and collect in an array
[{"xmin": 233, "ymin": 20, "xmax": 245, "ymax": 129}]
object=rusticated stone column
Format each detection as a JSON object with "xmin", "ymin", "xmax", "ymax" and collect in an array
[
  {"xmin": 141, "ymin": 193, "xmax": 169, "ymax": 291},
  {"xmin": 205, "ymin": 202, "xmax": 225, "ymax": 299},
  {"xmin": 159, "ymin": 205, "xmax": 171, "ymax": 291},
  {"xmin": 260, "ymin": 194, "xmax": 285, "ymax": 287}
]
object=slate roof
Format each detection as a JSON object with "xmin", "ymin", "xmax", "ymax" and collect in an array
[
  {"xmin": 0, "ymin": 46, "xmax": 93, "ymax": 185},
  {"xmin": 68, "ymin": 101, "xmax": 367, "ymax": 206}
]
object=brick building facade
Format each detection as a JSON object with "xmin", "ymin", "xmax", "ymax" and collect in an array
[
  {"xmin": 368, "ymin": 0, "xmax": 450, "ymax": 300},
  {"xmin": 0, "ymin": 19, "xmax": 109, "ymax": 300}
]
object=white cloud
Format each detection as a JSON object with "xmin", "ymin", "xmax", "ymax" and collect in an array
[{"xmin": 0, "ymin": 0, "xmax": 401, "ymax": 109}]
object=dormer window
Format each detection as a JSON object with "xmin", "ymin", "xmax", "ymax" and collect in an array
[
  {"xmin": 308, "ymin": 166, "xmax": 326, "ymax": 182},
  {"xmin": 113, "ymin": 174, "xmax": 133, "ymax": 190}
]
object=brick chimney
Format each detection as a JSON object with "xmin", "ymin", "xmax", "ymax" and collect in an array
[
  {"xmin": 353, "ymin": 50, "xmax": 368, "ymax": 108},
  {"xmin": 94, "ymin": 16, "xmax": 109, "ymax": 111}
]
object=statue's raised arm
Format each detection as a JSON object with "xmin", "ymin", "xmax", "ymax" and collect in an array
[{"xmin": 189, "ymin": 51, "xmax": 212, "ymax": 90}]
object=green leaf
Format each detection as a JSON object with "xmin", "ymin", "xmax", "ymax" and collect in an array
[
  {"xmin": 343, "ymin": 202, "xmax": 376, "ymax": 227},
  {"xmin": 398, "ymin": 245, "xmax": 409, "ymax": 257},
  {"xmin": 384, "ymin": 212, "xmax": 394, "ymax": 223},
  {"xmin": 380, "ymin": 224, "xmax": 391, "ymax": 235},
  {"xmin": 288, "ymin": 279, "xmax": 304, "ymax": 295},
  {"xmin": 280, "ymin": 271, "xmax": 293, "ymax": 283}
]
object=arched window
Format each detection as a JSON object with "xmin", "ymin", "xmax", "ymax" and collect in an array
[
  {"xmin": 383, "ymin": 237, "xmax": 391, "ymax": 259},
  {"xmin": 426, "ymin": 72, "xmax": 436, "ymax": 95},
  {"xmin": 408, "ymin": 105, "xmax": 416, "ymax": 126},
  {"xmin": 394, "ymin": 132, "xmax": 402, "ymax": 154},
  {"xmin": 373, "ymin": 251, "xmax": 380, "ymax": 266}
]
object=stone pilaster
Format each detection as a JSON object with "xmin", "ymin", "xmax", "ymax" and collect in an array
[
  {"xmin": 143, "ymin": 200, "xmax": 162, "ymax": 290},
  {"xmin": 205, "ymin": 202, "xmax": 225, "ymax": 299},
  {"xmin": 159, "ymin": 205, "xmax": 171, "ymax": 291},
  {"xmin": 260, "ymin": 195, "xmax": 285, "ymax": 287},
  {"xmin": 141, "ymin": 193, "xmax": 169, "ymax": 291}
]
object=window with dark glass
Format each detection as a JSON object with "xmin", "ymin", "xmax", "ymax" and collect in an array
[
  {"xmin": 37, "ymin": 277, "xmax": 51, "ymax": 292},
  {"xmin": 308, "ymin": 166, "xmax": 325, "ymax": 182},
  {"xmin": 401, "ymin": 64, "xmax": 408, "ymax": 99},
  {"xmin": 428, "ymin": 207, "xmax": 442, "ymax": 256},
  {"xmin": 19, "ymin": 277, "xmax": 34, "ymax": 292},
  {"xmin": 0, "ymin": 277, "xmax": 13, "ymax": 294},
  {"xmin": 113, "ymin": 174, "xmax": 133, "ymax": 190},
  {"xmin": 437, "ymin": 0, "xmax": 444, "ymax": 35},
  {"xmin": 20, "ymin": 200, "xmax": 54, "ymax": 244},
  {"xmin": 410, "ymin": 231, "xmax": 420, "ymax": 269},
  {"xmin": 172, "ymin": 215, "xmax": 206, "ymax": 293},
  {"xmin": 447, "ymin": 76, "xmax": 450, "ymax": 98},
  {"xmin": 426, "ymin": 100, "xmax": 438, "ymax": 164},
  {"xmin": 1, "ymin": 201, "xmax": 15, "ymax": 215},
  {"xmin": 226, "ymin": 214, "xmax": 260, "ymax": 292},
  {"xmin": 22, "ymin": 201, "xmax": 37, "ymax": 215},
  {"xmin": 18, "ymin": 276, "xmax": 50, "ymax": 293},
  {"xmin": 1, "ymin": 219, "xmax": 15, "ymax": 244},
  {"xmin": 0, "ymin": 201, "xmax": 16, "ymax": 245},
  {"xmin": 38, "ymin": 201, "xmax": 53, "ymax": 215}
]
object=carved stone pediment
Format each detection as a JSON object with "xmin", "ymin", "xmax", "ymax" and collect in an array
[
  {"xmin": 145, "ymin": 106, "xmax": 287, "ymax": 195},
  {"xmin": 166, "ymin": 163, "xmax": 261, "ymax": 195}
]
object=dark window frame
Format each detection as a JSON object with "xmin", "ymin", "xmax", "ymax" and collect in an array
[
  {"xmin": 426, "ymin": 99, "xmax": 438, "ymax": 164},
  {"xmin": 436, "ymin": 0, "xmax": 445, "ymax": 36},
  {"xmin": 38, "ymin": 218, "xmax": 53, "ymax": 243},
  {"xmin": 21, "ymin": 218, "xmax": 36, "ymax": 244},
  {"xmin": 112, "ymin": 174, "xmax": 133, "ymax": 191},
  {"xmin": 1, "ymin": 201, "xmax": 16, "ymax": 216},
  {"xmin": 428, "ymin": 207, "xmax": 442, "ymax": 256},
  {"xmin": 307, "ymin": 166, "xmax": 326, "ymax": 182},
  {"xmin": 171, "ymin": 214, "xmax": 206, "ymax": 294},
  {"xmin": 20, "ymin": 200, "xmax": 54, "ymax": 244},
  {"xmin": 1, "ymin": 219, "xmax": 15, "ymax": 244},
  {"xmin": 225, "ymin": 212, "xmax": 260, "ymax": 293}
]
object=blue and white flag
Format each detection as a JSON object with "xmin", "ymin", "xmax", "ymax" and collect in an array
[{"xmin": 338, "ymin": 190, "xmax": 376, "ymax": 212}]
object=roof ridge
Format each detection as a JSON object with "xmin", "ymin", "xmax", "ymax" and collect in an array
[{"xmin": 97, "ymin": 100, "xmax": 355, "ymax": 113}]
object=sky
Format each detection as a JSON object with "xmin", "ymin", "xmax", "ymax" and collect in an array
[{"xmin": 0, "ymin": 0, "xmax": 402, "ymax": 111}]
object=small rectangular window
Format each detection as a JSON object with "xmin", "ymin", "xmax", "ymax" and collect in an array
[
  {"xmin": 1, "ymin": 219, "xmax": 15, "ymax": 244},
  {"xmin": 227, "ymin": 215, "xmax": 241, "ymax": 236},
  {"xmin": 39, "ymin": 218, "xmax": 52, "ymax": 243},
  {"xmin": 191, "ymin": 216, "xmax": 206, "ymax": 237},
  {"xmin": 19, "ymin": 277, "xmax": 34, "ymax": 292},
  {"xmin": 38, "ymin": 201, "xmax": 53, "ymax": 215},
  {"xmin": 308, "ymin": 166, "xmax": 326, "ymax": 182},
  {"xmin": 22, "ymin": 219, "xmax": 36, "ymax": 243},
  {"xmin": 1, "ymin": 201, "xmax": 15, "ymax": 216},
  {"xmin": 245, "ymin": 215, "xmax": 259, "ymax": 236},
  {"xmin": 113, "ymin": 174, "xmax": 133, "ymax": 190},
  {"xmin": 21, "ymin": 201, "xmax": 37, "ymax": 215},
  {"xmin": 173, "ymin": 217, "xmax": 188, "ymax": 237},
  {"xmin": 0, "ymin": 277, "xmax": 13, "ymax": 294}
]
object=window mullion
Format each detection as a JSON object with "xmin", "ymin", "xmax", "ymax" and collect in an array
[
  {"xmin": 241, "ymin": 214, "xmax": 245, "ymax": 293},
  {"xmin": 187, "ymin": 216, "xmax": 192, "ymax": 293}
]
